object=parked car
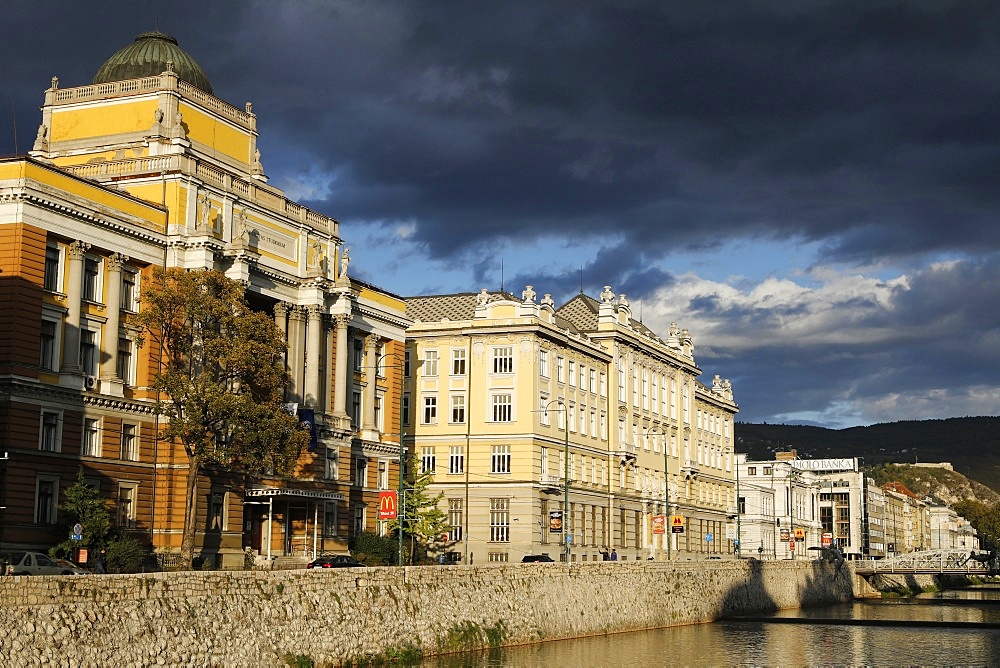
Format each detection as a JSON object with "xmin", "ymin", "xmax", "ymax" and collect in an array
[
  {"xmin": 521, "ymin": 554, "xmax": 555, "ymax": 563},
  {"xmin": 0, "ymin": 552, "xmax": 90, "ymax": 575},
  {"xmin": 306, "ymin": 554, "xmax": 364, "ymax": 569}
]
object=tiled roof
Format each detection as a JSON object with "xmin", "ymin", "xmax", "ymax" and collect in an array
[
  {"xmin": 556, "ymin": 292, "xmax": 661, "ymax": 339},
  {"xmin": 405, "ymin": 291, "xmax": 518, "ymax": 322}
]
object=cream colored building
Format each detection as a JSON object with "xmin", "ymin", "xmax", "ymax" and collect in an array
[{"xmin": 404, "ymin": 286, "xmax": 738, "ymax": 563}]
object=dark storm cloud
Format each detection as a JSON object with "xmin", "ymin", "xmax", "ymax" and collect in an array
[{"xmin": 4, "ymin": 1, "xmax": 998, "ymax": 426}]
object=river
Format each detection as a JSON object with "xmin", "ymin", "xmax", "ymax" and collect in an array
[{"xmin": 416, "ymin": 586, "xmax": 1000, "ymax": 667}]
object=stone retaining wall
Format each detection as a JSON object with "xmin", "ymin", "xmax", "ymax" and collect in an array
[{"xmin": 0, "ymin": 560, "xmax": 855, "ymax": 666}]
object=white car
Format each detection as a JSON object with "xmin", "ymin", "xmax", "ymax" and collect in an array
[{"xmin": 1, "ymin": 551, "xmax": 90, "ymax": 575}]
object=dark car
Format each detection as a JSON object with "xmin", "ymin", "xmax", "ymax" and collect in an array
[
  {"xmin": 306, "ymin": 554, "xmax": 364, "ymax": 569},
  {"xmin": 521, "ymin": 554, "xmax": 555, "ymax": 563}
]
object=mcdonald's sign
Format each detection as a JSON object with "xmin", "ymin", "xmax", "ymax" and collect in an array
[{"xmin": 378, "ymin": 491, "xmax": 398, "ymax": 520}]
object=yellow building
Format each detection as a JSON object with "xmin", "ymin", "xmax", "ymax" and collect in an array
[
  {"xmin": 405, "ymin": 286, "xmax": 738, "ymax": 563},
  {"xmin": 0, "ymin": 32, "xmax": 407, "ymax": 567}
]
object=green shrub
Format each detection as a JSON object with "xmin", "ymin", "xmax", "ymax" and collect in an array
[
  {"xmin": 107, "ymin": 534, "xmax": 147, "ymax": 574},
  {"xmin": 349, "ymin": 531, "xmax": 397, "ymax": 566}
]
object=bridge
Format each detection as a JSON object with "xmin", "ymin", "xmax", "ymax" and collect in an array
[{"xmin": 852, "ymin": 549, "xmax": 998, "ymax": 575}]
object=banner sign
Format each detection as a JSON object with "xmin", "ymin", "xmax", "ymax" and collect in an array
[
  {"xmin": 652, "ymin": 515, "xmax": 666, "ymax": 535},
  {"xmin": 297, "ymin": 408, "xmax": 318, "ymax": 451},
  {"xmin": 790, "ymin": 458, "xmax": 858, "ymax": 472},
  {"xmin": 378, "ymin": 491, "xmax": 398, "ymax": 520},
  {"xmin": 549, "ymin": 510, "xmax": 564, "ymax": 533}
]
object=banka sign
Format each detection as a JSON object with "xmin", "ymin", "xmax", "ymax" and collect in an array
[
  {"xmin": 790, "ymin": 458, "xmax": 858, "ymax": 472},
  {"xmin": 378, "ymin": 491, "xmax": 398, "ymax": 520}
]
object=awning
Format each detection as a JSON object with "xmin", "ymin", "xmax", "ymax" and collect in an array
[{"xmin": 245, "ymin": 488, "xmax": 344, "ymax": 501}]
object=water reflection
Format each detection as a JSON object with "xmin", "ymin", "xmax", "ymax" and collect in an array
[{"xmin": 418, "ymin": 589, "xmax": 1000, "ymax": 667}]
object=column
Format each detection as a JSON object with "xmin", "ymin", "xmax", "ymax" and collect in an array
[
  {"xmin": 61, "ymin": 241, "xmax": 89, "ymax": 374},
  {"xmin": 273, "ymin": 302, "xmax": 289, "ymax": 398},
  {"xmin": 332, "ymin": 315, "xmax": 349, "ymax": 418},
  {"xmin": 362, "ymin": 335, "xmax": 379, "ymax": 438},
  {"xmin": 101, "ymin": 253, "xmax": 128, "ymax": 396},
  {"xmin": 304, "ymin": 305, "xmax": 323, "ymax": 408},
  {"xmin": 287, "ymin": 306, "xmax": 306, "ymax": 404},
  {"xmin": 323, "ymin": 316, "xmax": 335, "ymax": 413}
]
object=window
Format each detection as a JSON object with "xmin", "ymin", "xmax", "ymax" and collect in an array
[
  {"xmin": 209, "ymin": 491, "xmax": 226, "ymax": 531},
  {"xmin": 82, "ymin": 256, "xmax": 101, "ymax": 302},
  {"xmin": 355, "ymin": 458, "xmax": 368, "ymax": 487},
  {"xmin": 117, "ymin": 483, "xmax": 137, "ymax": 528},
  {"xmin": 423, "ymin": 350, "xmax": 439, "ymax": 376},
  {"xmin": 556, "ymin": 356, "xmax": 565, "ymax": 383},
  {"xmin": 39, "ymin": 411, "xmax": 60, "ymax": 452},
  {"xmin": 449, "ymin": 446, "xmax": 464, "ymax": 474},
  {"xmin": 491, "ymin": 445, "xmax": 511, "ymax": 474},
  {"xmin": 421, "ymin": 446, "xmax": 436, "ymax": 474},
  {"xmin": 117, "ymin": 337, "xmax": 133, "ymax": 384},
  {"xmin": 579, "ymin": 365, "xmax": 588, "ymax": 390},
  {"xmin": 325, "ymin": 447, "xmax": 339, "ymax": 480},
  {"xmin": 451, "ymin": 348, "xmax": 466, "ymax": 375},
  {"xmin": 352, "ymin": 338, "xmax": 364, "ymax": 372},
  {"xmin": 81, "ymin": 329, "xmax": 97, "ymax": 376},
  {"xmin": 491, "ymin": 393, "xmax": 513, "ymax": 422},
  {"xmin": 579, "ymin": 408, "xmax": 586, "ymax": 435},
  {"xmin": 422, "ymin": 395, "xmax": 437, "ymax": 424},
  {"xmin": 449, "ymin": 499, "xmax": 463, "ymax": 541},
  {"xmin": 492, "ymin": 346, "xmax": 514, "ymax": 374},
  {"xmin": 323, "ymin": 502, "xmax": 338, "ymax": 537},
  {"xmin": 40, "ymin": 320, "xmax": 57, "ymax": 371},
  {"xmin": 590, "ymin": 409, "xmax": 597, "ymax": 437},
  {"xmin": 747, "ymin": 467, "xmax": 757, "ymax": 476},
  {"xmin": 618, "ymin": 365, "xmax": 626, "ymax": 402},
  {"xmin": 121, "ymin": 423, "xmax": 138, "ymax": 461},
  {"xmin": 540, "ymin": 397, "xmax": 551, "ymax": 426},
  {"xmin": 121, "ymin": 269, "xmax": 138, "ymax": 312},
  {"xmin": 401, "ymin": 393, "xmax": 410, "ymax": 426},
  {"xmin": 589, "ymin": 369, "xmax": 596, "ymax": 393},
  {"xmin": 450, "ymin": 395, "xmax": 465, "ymax": 423},
  {"xmin": 568, "ymin": 361, "xmax": 575, "ymax": 387},
  {"xmin": 568, "ymin": 404, "xmax": 576, "ymax": 432},
  {"xmin": 404, "ymin": 350, "xmax": 411, "ymax": 377},
  {"xmin": 351, "ymin": 391, "xmax": 362, "ymax": 426},
  {"xmin": 487, "ymin": 551, "xmax": 510, "ymax": 562},
  {"xmin": 82, "ymin": 418, "xmax": 101, "ymax": 457},
  {"xmin": 35, "ymin": 476, "xmax": 59, "ymax": 524},
  {"xmin": 541, "ymin": 447, "xmax": 549, "ymax": 477},
  {"xmin": 489, "ymin": 498, "xmax": 509, "ymax": 542},
  {"xmin": 600, "ymin": 372, "xmax": 607, "ymax": 397},
  {"xmin": 378, "ymin": 460, "xmax": 389, "ymax": 489},
  {"xmin": 539, "ymin": 350, "xmax": 549, "ymax": 377},
  {"xmin": 763, "ymin": 466, "xmax": 772, "ymax": 475},
  {"xmin": 44, "ymin": 245, "xmax": 61, "ymax": 292},
  {"xmin": 354, "ymin": 505, "xmax": 367, "ymax": 535}
]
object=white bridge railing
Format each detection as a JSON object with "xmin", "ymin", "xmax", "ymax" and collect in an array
[{"xmin": 854, "ymin": 549, "xmax": 994, "ymax": 574}]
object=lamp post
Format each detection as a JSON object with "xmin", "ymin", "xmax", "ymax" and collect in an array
[
  {"xmin": 373, "ymin": 352, "xmax": 406, "ymax": 567},
  {"xmin": 643, "ymin": 425, "xmax": 670, "ymax": 560},
  {"xmin": 544, "ymin": 400, "xmax": 570, "ymax": 563}
]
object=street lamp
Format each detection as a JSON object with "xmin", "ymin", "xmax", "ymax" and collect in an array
[
  {"xmin": 373, "ymin": 352, "xmax": 406, "ymax": 567},
  {"xmin": 543, "ymin": 399, "xmax": 570, "ymax": 563},
  {"xmin": 643, "ymin": 425, "xmax": 670, "ymax": 560}
]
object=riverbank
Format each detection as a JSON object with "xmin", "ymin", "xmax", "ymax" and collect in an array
[{"xmin": 0, "ymin": 559, "xmax": 854, "ymax": 666}]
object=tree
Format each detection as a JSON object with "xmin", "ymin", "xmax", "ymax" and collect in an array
[
  {"xmin": 135, "ymin": 268, "xmax": 309, "ymax": 568},
  {"xmin": 390, "ymin": 463, "xmax": 450, "ymax": 564},
  {"xmin": 953, "ymin": 500, "xmax": 1000, "ymax": 551},
  {"xmin": 51, "ymin": 468, "xmax": 112, "ymax": 560}
]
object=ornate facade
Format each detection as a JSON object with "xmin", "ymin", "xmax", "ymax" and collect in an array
[
  {"xmin": 404, "ymin": 286, "xmax": 738, "ymax": 563},
  {"xmin": 0, "ymin": 32, "xmax": 407, "ymax": 567}
]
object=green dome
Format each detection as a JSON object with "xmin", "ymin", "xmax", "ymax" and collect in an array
[{"xmin": 93, "ymin": 31, "xmax": 213, "ymax": 94}]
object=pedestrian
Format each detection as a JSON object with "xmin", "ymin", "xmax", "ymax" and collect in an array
[
  {"xmin": 95, "ymin": 548, "xmax": 107, "ymax": 574},
  {"xmin": 601, "ymin": 548, "xmax": 609, "ymax": 561},
  {"xmin": 610, "ymin": 548, "xmax": 618, "ymax": 561}
]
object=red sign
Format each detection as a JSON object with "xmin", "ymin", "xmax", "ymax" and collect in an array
[
  {"xmin": 378, "ymin": 491, "xmax": 398, "ymax": 520},
  {"xmin": 822, "ymin": 532, "xmax": 833, "ymax": 547},
  {"xmin": 789, "ymin": 537, "xmax": 796, "ymax": 551},
  {"xmin": 652, "ymin": 515, "xmax": 666, "ymax": 535}
]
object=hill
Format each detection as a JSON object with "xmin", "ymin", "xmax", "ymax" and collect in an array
[{"xmin": 735, "ymin": 416, "xmax": 1000, "ymax": 495}]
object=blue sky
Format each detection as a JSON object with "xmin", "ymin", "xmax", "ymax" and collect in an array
[{"xmin": 3, "ymin": 1, "xmax": 999, "ymax": 428}]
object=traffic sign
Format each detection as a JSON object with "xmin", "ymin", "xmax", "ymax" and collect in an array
[
  {"xmin": 793, "ymin": 527, "xmax": 805, "ymax": 540},
  {"xmin": 705, "ymin": 533, "xmax": 714, "ymax": 543},
  {"xmin": 671, "ymin": 515, "xmax": 685, "ymax": 534}
]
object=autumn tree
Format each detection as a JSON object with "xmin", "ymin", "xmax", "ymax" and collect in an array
[{"xmin": 135, "ymin": 268, "xmax": 309, "ymax": 567}]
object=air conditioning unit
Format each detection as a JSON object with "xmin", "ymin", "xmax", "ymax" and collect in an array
[{"xmin": 84, "ymin": 375, "xmax": 98, "ymax": 390}]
